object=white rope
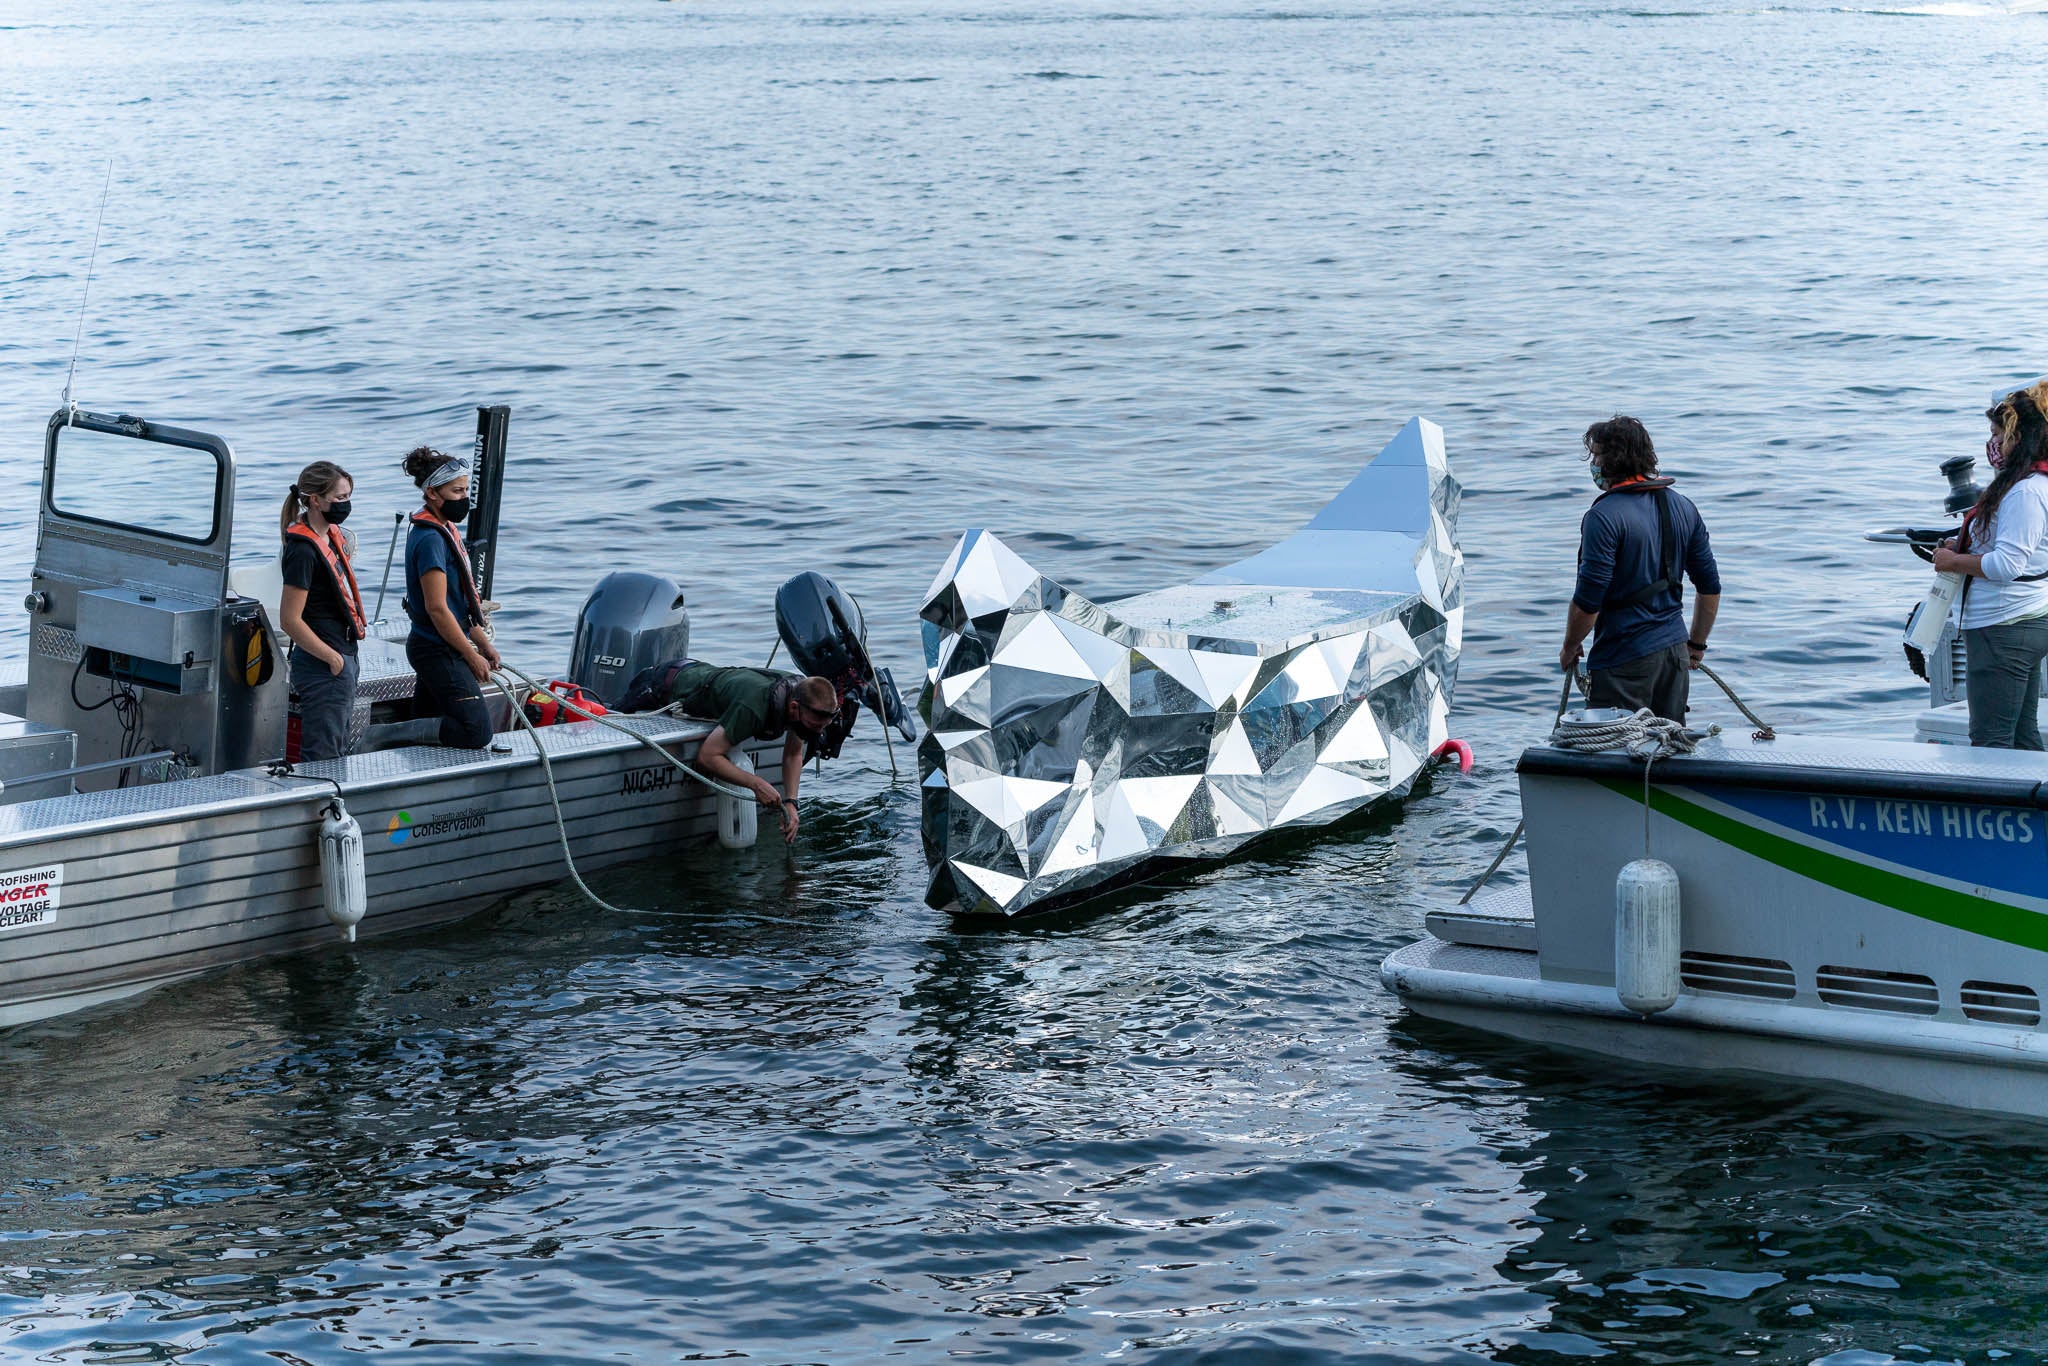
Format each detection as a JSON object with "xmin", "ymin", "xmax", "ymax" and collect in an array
[
  {"xmin": 61, "ymin": 160, "xmax": 114, "ymax": 423},
  {"xmin": 492, "ymin": 661, "xmax": 756, "ymax": 802},
  {"xmin": 1548, "ymin": 707, "xmax": 1718, "ymax": 759},
  {"xmin": 1550, "ymin": 707, "xmax": 1720, "ymax": 856},
  {"xmin": 488, "ymin": 662, "xmax": 822, "ymax": 929}
]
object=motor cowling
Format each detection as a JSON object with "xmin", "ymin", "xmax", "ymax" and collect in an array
[
  {"xmin": 569, "ymin": 572, "xmax": 690, "ymax": 708},
  {"xmin": 775, "ymin": 572, "xmax": 917, "ymax": 760}
]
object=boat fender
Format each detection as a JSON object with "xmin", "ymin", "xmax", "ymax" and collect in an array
[
  {"xmin": 716, "ymin": 792, "xmax": 758, "ymax": 850},
  {"xmin": 1905, "ymin": 572, "xmax": 1963, "ymax": 654},
  {"xmin": 1615, "ymin": 857, "xmax": 1680, "ymax": 1015},
  {"xmin": 1431, "ymin": 738, "xmax": 1474, "ymax": 774},
  {"xmin": 318, "ymin": 798, "xmax": 368, "ymax": 942}
]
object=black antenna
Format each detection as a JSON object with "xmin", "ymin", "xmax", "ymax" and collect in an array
[{"xmin": 61, "ymin": 160, "xmax": 114, "ymax": 427}]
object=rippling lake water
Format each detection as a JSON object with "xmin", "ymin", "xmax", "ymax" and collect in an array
[{"xmin": 3, "ymin": 0, "xmax": 2047, "ymax": 1359}]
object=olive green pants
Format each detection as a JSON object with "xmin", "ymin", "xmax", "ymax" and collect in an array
[{"xmin": 1964, "ymin": 618, "xmax": 2048, "ymax": 750}]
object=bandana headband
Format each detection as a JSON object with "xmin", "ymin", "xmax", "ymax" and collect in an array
[{"xmin": 426, "ymin": 457, "xmax": 470, "ymax": 489}]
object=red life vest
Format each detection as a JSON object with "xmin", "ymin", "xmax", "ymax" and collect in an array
[
  {"xmin": 410, "ymin": 510, "xmax": 486, "ymax": 623},
  {"xmin": 284, "ymin": 520, "xmax": 367, "ymax": 641}
]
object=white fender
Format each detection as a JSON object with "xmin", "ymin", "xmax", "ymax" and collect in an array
[
  {"xmin": 319, "ymin": 799, "xmax": 368, "ymax": 942},
  {"xmin": 1615, "ymin": 857, "xmax": 1680, "ymax": 1015},
  {"xmin": 1906, "ymin": 571, "xmax": 1963, "ymax": 653},
  {"xmin": 717, "ymin": 792, "xmax": 758, "ymax": 849}
]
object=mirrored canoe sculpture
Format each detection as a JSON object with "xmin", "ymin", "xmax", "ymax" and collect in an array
[{"xmin": 918, "ymin": 416, "xmax": 1462, "ymax": 917}]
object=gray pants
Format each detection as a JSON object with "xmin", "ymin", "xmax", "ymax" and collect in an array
[
  {"xmin": 290, "ymin": 648, "xmax": 360, "ymax": 762},
  {"xmin": 1587, "ymin": 642, "xmax": 1691, "ymax": 724},
  {"xmin": 1964, "ymin": 618, "xmax": 2048, "ymax": 750}
]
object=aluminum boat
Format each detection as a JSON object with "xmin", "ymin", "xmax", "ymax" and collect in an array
[
  {"xmin": 918, "ymin": 416, "xmax": 1464, "ymax": 917},
  {"xmin": 0, "ymin": 404, "xmax": 902, "ymax": 1028}
]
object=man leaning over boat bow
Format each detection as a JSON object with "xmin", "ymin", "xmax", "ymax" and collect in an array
[
  {"xmin": 619, "ymin": 661, "xmax": 840, "ymax": 842},
  {"xmin": 1558, "ymin": 416, "xmax": 1722, "ymax": 723}
]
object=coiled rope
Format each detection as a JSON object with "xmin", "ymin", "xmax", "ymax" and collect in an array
[{"xmin": 1548, "ymin": 708, "xmax": 1716, "ymax": 759}]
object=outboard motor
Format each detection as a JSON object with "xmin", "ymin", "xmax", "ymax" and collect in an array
[
  {"xmin": 775, "ymin": 572, "xmax": 918, "ymax": 760},
  {"xmin": 568, "ymin": 572, "xmax": 691, "ymax": 708}
]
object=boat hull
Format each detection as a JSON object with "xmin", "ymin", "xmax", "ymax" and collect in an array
[
  {"xmin": 0, "ymin": 716, "xmax": 779, "ymax": 1028},
  {"xmin": 1385, "ymin": 937, "xmax": 2048, "ymax": 1120},
  {"xmin": 1383, "ymin": 732, "xmax": 2048, "ymax": 1120}
]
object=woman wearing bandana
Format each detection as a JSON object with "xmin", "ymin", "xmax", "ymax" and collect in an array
[
  {"xmin": 1934, "ymin": 382, "xmax": 2048, "ymax": 749},
  {"xmin": 399, "ymin": 446, "xmax": 500, "ymax": 749}
]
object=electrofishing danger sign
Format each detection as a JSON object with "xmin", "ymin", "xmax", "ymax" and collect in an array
[{"xmin": 0, "ymin": 864, "xmax": 62, "ymax": 933}]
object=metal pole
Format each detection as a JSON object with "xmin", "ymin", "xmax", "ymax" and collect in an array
[{"xmin": 372, "ymin": 511, "xmax": 404, "ymax": 626}]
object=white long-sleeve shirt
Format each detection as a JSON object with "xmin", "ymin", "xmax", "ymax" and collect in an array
[{"xmin": 1962, "ymin": 475, "xmax": 2048, "ymax": 629}]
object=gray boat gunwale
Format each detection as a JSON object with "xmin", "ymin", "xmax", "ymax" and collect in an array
[{"xmin": 0, "ymin": 713, "xmax": 723, "ymax": 851}]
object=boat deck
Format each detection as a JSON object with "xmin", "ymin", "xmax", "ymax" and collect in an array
[{"xmin": 1424, "ymin": 884, "xmax": 1536, "ymax": 953}]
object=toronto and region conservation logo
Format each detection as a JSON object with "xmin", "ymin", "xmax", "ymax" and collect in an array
[{"xmin": 386, "ymin": 805, "xmax": 488, "ymax": 847}]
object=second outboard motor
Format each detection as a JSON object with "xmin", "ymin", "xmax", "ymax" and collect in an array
[
  {"xmin": 775, "ymin": 572, "xmax": 918, "ymax": 760},
  {"xmin": 569, "ymin": 572, "xmax": 691, "ymax": 707}
]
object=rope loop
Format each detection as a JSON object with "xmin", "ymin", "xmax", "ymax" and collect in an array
[{"xmin": 1548, "ymin": 707, "xmax": 1718, "ymax": 760}]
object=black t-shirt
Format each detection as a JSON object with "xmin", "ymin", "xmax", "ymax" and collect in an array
[{"xmin": 280, "ymin": 536, "xmax": 359, "ymax": 658}]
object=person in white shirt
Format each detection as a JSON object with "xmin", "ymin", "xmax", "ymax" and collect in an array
[{"xmin": 1934, "ymin": 382, "xmax": 2048, "ymax": 749}]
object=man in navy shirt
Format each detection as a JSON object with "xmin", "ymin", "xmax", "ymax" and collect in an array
[{"xmin": 1558, "ymin": 416, "xmax": 1721, "ymax": 722}]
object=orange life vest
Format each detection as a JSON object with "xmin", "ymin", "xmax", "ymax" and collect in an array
[
  {"xmin": 409, "ymin": 510, "xmax": 486, "ymax": 623},
  {"xmin": 284, "ymin": 520, "xmax": 367, "ymax": 641}
]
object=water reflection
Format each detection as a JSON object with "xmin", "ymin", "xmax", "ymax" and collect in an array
[{"xmin": 1389, "ymin": 1017, "xmax": 2048, "ymax": 1359}]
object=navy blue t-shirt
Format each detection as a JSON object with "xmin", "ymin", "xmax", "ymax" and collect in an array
[
  {"xmin": 403, "ymin": 523, "xmax": 475, "ymax": 640},
  {"xmin": 1573, "ymin": 486, "xmax": 1721, "ymax": 671}
]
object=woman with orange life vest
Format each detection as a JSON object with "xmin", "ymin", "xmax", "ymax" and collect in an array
[
  {"xmin": 279, "ymin": 461, "xmax": 369, "ymax": 762},
  {"xmin": 1933, "ymin": 382, "xmax": 2048, "ymax": 749},
  {"xmin": 400, "ymin": 446, "xmax": 500, "ymax": 749}
]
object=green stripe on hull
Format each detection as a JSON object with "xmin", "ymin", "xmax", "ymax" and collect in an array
[{"xmin": 1603, "ymin": 780, "xmax": 2048, "ymax": 953}]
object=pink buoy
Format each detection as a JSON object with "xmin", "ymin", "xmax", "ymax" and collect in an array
[{"xmin": 1431, "ymin": 738, "xmax": 1474, "ymax": 773}]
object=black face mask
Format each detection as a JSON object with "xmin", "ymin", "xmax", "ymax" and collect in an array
[
  {"xmin": 438, "ymin": 496, "xmax": 472, "ymax": 524},
  {"xmin": 323, "ymin": 498, "xmax": 352, "ymax": 525}
]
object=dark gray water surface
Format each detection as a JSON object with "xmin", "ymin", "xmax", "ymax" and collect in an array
[{"xmin": 4, "ymin": 0, "xmax": 2048, "ymax": 1359}]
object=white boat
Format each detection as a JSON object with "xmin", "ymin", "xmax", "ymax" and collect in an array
[
  {"xmin": 0, "ymin": 404, "xmax": 909, "ymax": 1028},
  {"xmin": 1382, "ymin": 449, "xmax": 2048, "ymax": 1119},
  {"xmin": 917, "ymin": 417, "xmax": 1464, "ymax": 917}
]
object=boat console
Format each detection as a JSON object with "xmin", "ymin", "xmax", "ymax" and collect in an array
[{"xmin": 19, "ymin": 409, "xmax": 278, "ymax": 791}]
